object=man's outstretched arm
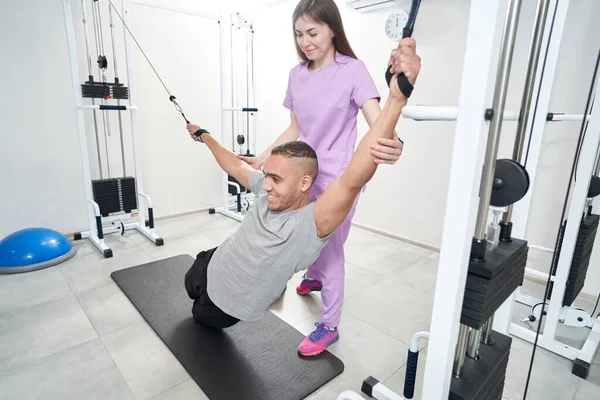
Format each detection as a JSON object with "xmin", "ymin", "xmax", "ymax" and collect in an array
[
  {"xmin": 186, "ymin": 124, "xmax": 253, "ymax": 189},
  {"xmin": 313, "ymin": 38, "xmax": 420, "ymax": 238}
]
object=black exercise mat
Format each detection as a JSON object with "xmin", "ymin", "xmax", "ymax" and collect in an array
[{"xmin": 111, "ymin": 254, "xmax": 344, "ymax": 400}]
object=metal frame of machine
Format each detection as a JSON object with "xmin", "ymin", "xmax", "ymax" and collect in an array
[{"xmin": 62, "ymin": 0, "xmax": 163, "ymax": 258}]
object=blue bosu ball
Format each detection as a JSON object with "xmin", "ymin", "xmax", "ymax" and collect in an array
[{"xmin": 0, "ymin": 228, "xmax": 76, "ymax": 274}]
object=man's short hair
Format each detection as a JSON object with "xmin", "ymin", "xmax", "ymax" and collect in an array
[{"xmin": 271, "ymin": 141, "xmax": 319, "ymax": 181}]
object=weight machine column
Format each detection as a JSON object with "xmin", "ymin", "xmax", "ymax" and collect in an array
[
  {"xmin": 121, "ymin": 0, "xmax": 143, "ymax": 227},
  {"xmin": 421, "ymin": 0, "xmax": 505, "ymax": 397},
  {"xmin": 500, "ymin": 0, "xmax": 552, "ymax": 237},
  {"xmin": 108, "ymin": 4, "xmax": 127, "ymax": 176},
  {"xmin": 507, "ymin": 0, "xmax": 569, "ymax": 240},
  {"xmin": 471, "ymin": 0, "xmax": 522, "ymax": 261},
  {"xmin": 62, "ymin": 0, "xmax": 111, "ymax": 256},
  {"xmin": 63, "ymin": 0, "xmax": 95, "ymax": 239},
  {"xmin": 218, "ymin": 12, "xmax": 235, "ymax": 220},
  {"xmin": 453, "ymin": 325, "xmax": 471, "ymax": 379},
  {"xmin": 80, "ymin": 0, "xmax": 104, "ymax": 178},
  {"xmin": 452, "ymin": 0, "xmax": 523, "ymax": 379},
  {"xmin": 494, "ymin": 0, "xmax": 570, "ymax": 336},
  {"xmin": 482, "ymin": 314, "xmax": 495, "ymax": 344},
  {"xmin": 120, "ymin": 0, "xmax": 159, "ymax": 244}
]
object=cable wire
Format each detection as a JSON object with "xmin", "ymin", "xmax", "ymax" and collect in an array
[
  {"xmin": 522, "ymin": 44, "xmax": 600, "ymax": 399},
  {"xmin": 107, "ymin": 0, "xmax": 173, "ymax": 97}
]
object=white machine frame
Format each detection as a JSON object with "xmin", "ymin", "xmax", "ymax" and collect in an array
[
  {"xmin": 402, "ymin": 0, "xmax": 600, "ymax": 392},
  {"xmin": 492, "ymin": 0, "xmax": 600, "ymax": 376},
  {"xmin": 340, "ymin": 0, "xmax": 599, "ymax": 399},
  {"xmin": 62, "ymin": 0, "xmax": 162, "ymax": 257},
  {"xmin": 212, "ymin": 11, "xmax": 258, "ymax": 222}
]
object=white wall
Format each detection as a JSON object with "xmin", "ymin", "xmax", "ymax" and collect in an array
[
  {"xmin": 0, "ymin": 0, "xmax": 223, "ymax": 238},
  {"xmin": 0, "ymin": 0, "xmax": 87, "ymax": 238}
]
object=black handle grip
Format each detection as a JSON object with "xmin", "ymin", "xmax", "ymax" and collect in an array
[
  {"xmin": 403, "ymin": 349, "xmax": 419, "ymax": 399},
  {"xmin": 181, "ymin": 112, "xmax": 191, "ymax": 124},
  {"xmin": 385, "ymin": 27, "xmax": 414, "ymax": 98}
]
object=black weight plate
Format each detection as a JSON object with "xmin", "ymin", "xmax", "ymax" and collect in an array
[
  {"xmin": 491, "ymin": 159, "xmax": 530, "ymax": 207},
  {"xmin": 589, "ymin": 175, "xmax": 600, "ymax": 198}
]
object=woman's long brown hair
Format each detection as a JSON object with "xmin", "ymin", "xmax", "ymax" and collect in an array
[{"xmin": 292, "ymin": 0, "xmax": 357, "ymax": 62}]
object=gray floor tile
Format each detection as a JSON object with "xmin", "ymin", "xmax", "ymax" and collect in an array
[
  {"xmin": 269, "ymin": 261, "xmax": 384, "ymax": 328},
  {"xmin": 0, "ymin": 266, "xmax": 72, "ymax": 316},
  {"xmin": 0, "ymin": 339, "xmax": 134, "ymax": 400},
  {"xmin": 575, "ymin": 380, "xmax": 599, "ymax": 400},
  {"xmin": 344, "ymin": 261, "xmax": 385, "ymax": 299},
  {"xmin": 343, "ymin": 279, "xmax": 433, "ymax": 348},
  {"xmin": 77, "ymin": 282, "xmax": 145, "ymax": 336},
  {"xmin": 0, "ymin": 294, "xmax": 97, "ymax": 374},
  {"xmin": 59, "ymin": 245, "xmax": 152, "ymax": 293},
  {"xmin": 344, "ymin": 235, "xmax": 434, "ymax": 277},
  {"xmin": 388, "ymin": 254, "xmax": 439, "ymax": 295},
  {"xmin": 270, "ymin": 271, "xmax": 323, "ymax": 326},
  {"xmin": 503, "ymin": 337, "xmax": 580, "ymax": 400},
  {"xmin": 574, "ymin": 369, "xmax": 600, "ymax": 400},
  {"xmin": 150, "ymin": 379, "xmax": 208, "ymax": 400},
  {"xmin": 295, "ymin": 312, "xmax": 409, "ymax": 399},
  {"xmin": 69, "ymin": 239, "xmax": 101, "ymax": 259},
  {"xmin": 102, "ymin": 322, "xmax": 189, "ymax": 400}
]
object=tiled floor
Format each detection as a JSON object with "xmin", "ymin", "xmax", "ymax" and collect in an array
[{"xmin": 0, "ymin": 212, "xmax": 598, "ymax": 399}]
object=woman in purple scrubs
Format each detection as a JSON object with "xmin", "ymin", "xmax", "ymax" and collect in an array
[{"xmin": 240, "ymin": 0, "xmax": 404, "ymax": 356}]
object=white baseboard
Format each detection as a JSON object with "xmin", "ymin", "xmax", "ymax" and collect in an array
[{"xmin": 350, "ymin": 222, "xmax": 440, "ymax": 253}]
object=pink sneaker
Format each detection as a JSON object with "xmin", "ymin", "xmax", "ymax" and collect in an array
[
  {"xmin": 297, "ymin": 323, "xmax": 339, "ymax": 356},
  {"xmin": 296, "ymin": 274, "xmax": 323, "ymax": 295}
]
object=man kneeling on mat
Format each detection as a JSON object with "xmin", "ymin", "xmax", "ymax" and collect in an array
[{"xmin": 184, "ymin": 38, "xmax": 420, "ymax": 356}]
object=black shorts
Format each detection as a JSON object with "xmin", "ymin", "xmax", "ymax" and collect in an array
[{"xmin": 184, "ymin": 247, "xmax": 240, "ymax": 329}]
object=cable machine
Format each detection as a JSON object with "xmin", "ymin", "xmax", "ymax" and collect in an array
[
  {"xmin": 341, "ymin": 0, "xmax": 600, "ymax": 398},
  {"xmin": 209, "ymin": 11, "xmax": 259, "ymax": 222},
  {"xmin": 62, "ymin": 0, "xmax": 163, "ymax": 258}
]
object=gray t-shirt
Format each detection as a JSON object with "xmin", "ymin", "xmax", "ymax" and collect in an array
[{"xmin": 207, "ymin": 170, "xmax": 331, "ymax": 321}]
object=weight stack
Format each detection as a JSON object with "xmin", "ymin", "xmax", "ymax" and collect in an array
[
  {"xmin": 548, "ymin": 214, "xmax": 599, "ymax": 306},
  {"xmin": 461, "ymin": 238, "xmax": 529, "ymax": 329},
  {"xmin": 92, "ymin": 177, "xmax": 138, "ymax": 217},
  {"xmin": 228, "ymin": 175, "xmax": 249, "ymax": 196},
  {"xmin": 450, "ymin": 331, "xmax": 512, "ymax": 400}
]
